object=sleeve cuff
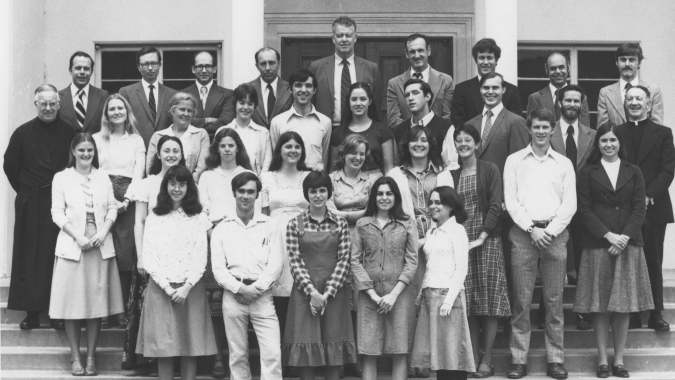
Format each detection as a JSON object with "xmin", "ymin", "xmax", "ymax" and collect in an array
[{"xmin": 355, "ymin": 280, "xmax": 374, "ymax": 291}]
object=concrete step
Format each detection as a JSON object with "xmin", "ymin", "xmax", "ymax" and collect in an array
[
  {"xmin": 527, "ymin": 303, "xmax": 675, "ymax": 326},
  {"xmin": 531, "ymin": 282, "xmax": 675, "ymax": 304}
]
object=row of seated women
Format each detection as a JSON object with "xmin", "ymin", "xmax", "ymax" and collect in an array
[{"xmin": 51, "ymin": 79, "xmax": 650, "ymax": 380}]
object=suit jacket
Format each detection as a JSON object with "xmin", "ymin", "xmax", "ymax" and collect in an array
[
  {"xmin": 118, "ymin": 82, "xmax": 177, "ymax": 147},
  {"xmin": 308, "ymin": 55, "xmax": 381, "ymax": 124},
  {"xmin": 386, "ymin": 67, "xmax": 454, "ymax": 129},
  {"xmin": 597, "ymin": 79, "xmax": 664, "ymax": 127},
  {"xmin": 450, "ymin": 159, "xmax": 502, "ymax": 237},
  {"xmin": 247, "ymin": 77, "xmax": 293, "ymax": 129},
  {"xmin": 576, "ymin": 160, "xmax": 646, "ymax": 247},
  {"xmin": 57, "ymin": 85, "xmax": 109, "ymax": 134},
  {"xmin": 550, "ymin": 120, "xmax": 595, "ymax": 172},
  {"xmin": 181, "ymin": 82, "xmax": 234, "ymax": 139},
  {"xmin": 465, "ymin": 107, "xmax": 530, "ymax": 175},
  {"xmin": 618, "ymin": 119, "xmax": 675, "ymax": 224},
  {"xmin": 451, "ymin": 76, "xmax": 523, "ymax": 129},
  {"xmin": 526, "ymin": 85, "xmax": 590, "ymax": 127}
]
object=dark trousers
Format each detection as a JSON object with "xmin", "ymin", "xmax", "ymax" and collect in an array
[
  {"xmin": 437, "ymin": 370, "xmax": 468, "ymax": 380},
  {"xmin": 273, "ymin": 296, "xmax": 290, "ymax": 339},
  {"xmin": 643, "ymin": 222, "xmax": 667, "ymax": 311},
  {"xmin": 501, "ymin": 215, "xmax": 514, "ymax": 292}
]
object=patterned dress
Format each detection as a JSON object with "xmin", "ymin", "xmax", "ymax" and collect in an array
[{"xmin": 458, "ymin": 174, "xmax": 510, "ymax": 317}]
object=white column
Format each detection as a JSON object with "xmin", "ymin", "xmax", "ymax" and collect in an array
[
  {"xmin": 475, "ymin": 0, "xmax": 518, "ymax": 83},
  {"xmin": 229, "ymin": 0, "xmax": 265, "ymax": 88},
  {"xmin": 0, "ymin": 0, "xmax": 12, "ymax": 278}
]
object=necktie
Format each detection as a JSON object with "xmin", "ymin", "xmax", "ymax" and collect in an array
[
  {"xmin": 553, "ymin": 89, "xmax": 561, "ymax": 120},
  {"xmin": 413, "ymin": 72, "xmax": 423, "ymax": 80},
  {"xmin": 566, "ymin": 125, "xmax": 577, "ymax": 173},
  {"xmin": 480, "ymin": 109, "xmax": 494, "ymax": 151},
  {"xmin": 624, "ymin": 83, "xmax": 633, "ymax": 122},
  {"xmin": 148, "ymin": 84, "xmax": 157, "ymax": 121},
  {"xmin": 340, "ymin": 59, "xmax": 351, "ymax": 120},
  {"xmin": 267, "ymin": 83, "xmax": 276, "ymax": 122},
  {"xmin": 75, "ymin": 89, "xmax": 86, "ymax": 130},
  {"xmin": 200, "ymin": 86, "xmax": 208, "ymax": 110}
]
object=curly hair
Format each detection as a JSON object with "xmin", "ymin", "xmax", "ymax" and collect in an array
[
  {"xmin": 398, "ymin": 125, "xmax": 442, "ymax": 168},
  {"xmin": 205, "ymin": 128, "xmax": 253, "ymax": 171},
  {"xmin": 153, "ymin": 165, "xmax": 202, "ymax": 216}
]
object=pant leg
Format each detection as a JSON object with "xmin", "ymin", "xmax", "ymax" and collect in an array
[
  {"xmin": 223, "ymin": 290, "xmax": 252, "ymax": 380},
  {"xmin": 436, "ymin": 369, "xmax": 468, "ymax": 380},
  {"xmin": 251, "ymin": 291, "xmax": 282, "ymax": 380},
  {"xmin": 643, "ymin": 222, "xmax": 666, "ymax": 311},
  {"xmin": 509, "ymin": 226, "xmax": 540, "ymax": 365},
  {"xmin": 539, "ymin": 230, "xmax": 568, "ymax": 364}
]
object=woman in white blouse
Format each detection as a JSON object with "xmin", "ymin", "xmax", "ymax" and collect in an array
[
  {"xmin": 410, "ymin": 186, "xmax": 475, "ymax": 380},
  {"xmin": 215, "ymin": 84, "xmax": 272, "ymax": 176},
  {"xmin": 146, "ymin": 92, "xmax": 210, "ymax": 183},
  {"xmin": 93, "ymin": 94, "xmax": 145, "ymax": 328},
  {"xmin": 49, "ymin": 134, "xmax": 124, "ymax": 376},
  {"xmin": 136, "ymin": 165, "xmax": 217, "ymax": 380}
]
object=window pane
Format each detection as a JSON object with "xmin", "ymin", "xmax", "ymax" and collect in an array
[
  {"xmin": 579, "ymin": 79, "xmax": 614, "ymax": 111},
  {"xmin": 517, "ymin": 79, "xmax": 549, "ymax": 112},
  {"xmin": 578, "ymin": 50, "xmax": 616, "ymax": 79},
  {"xmin": 101, "ymin": 51, "xmax": 140, "ymax": 80},
  {"xmin": 518, "ymin": 49, "xmax": 569, "ymax": 78},
  {"xmin": 102, "ymin": 80, "xmax": 138, "ymax": 94},
  {"xmin": 163, "ymin": 50, "xmax": 218, "ymax": 81},
  {"xmin": 164, "ymin": 80, "xmax": 194, "ymax": 91}
]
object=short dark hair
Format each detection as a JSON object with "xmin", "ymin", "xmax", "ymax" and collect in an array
[
  {"xmin": 67, "ymin": 133, "xmax": 99, "ymax": 169},
  {"xmin": 453, "ymin": 123, "xmax": 481, "ymax": 145},
  {"xmin": 472, "ymin": 38, "xmax": 501, "ymax": 62},
  {"xmin": 254, "ymin": 47, "xmax": 280, "ymax": 64},
  {"xmin": 403, "ymin": 79, "xmax": 433, "ymax": 107},
  {"xmin": 269, "ymin": 131, "xmax": 310, "ymax": 172},
  {"xmin": 231, "ymin": 172, "xmax": 262, "ymax": 198},
  {"xmin": 364, "ymin": 176, "xmax": 409, "ymax": 221},
  {"xmin": 302, "ymin": 171, "xmax": 333, "ymax": 201},
  {"xmin": 149, "ymin": 136, "xmax": 187, "ymax": 175},
  {"xmin": 624, "ymin": 84, "xmax": 651, "ymax": 100},
  {"xmin": 192, "ymin": 51, "xmax": 215, "ymax": 65},
  {"xmin": 479, "ymin": 72, "xmax": 504, "ymax": 87},
  {"xmin": 405, "ymin": 34, "xmax": 428, "ymax": 49},
  {"xmin": 332, "ymin": 15, "xmax": 356, "ymax": 32},
  {"xmin": 69, "ymin": 51, "xmax": 94, "ymax": 71},
  {"xmin": 587, "ymin": 123, "xmax": 627, "ymax": 165},
  {"xmin": 206, "ymin": 128, "xmax": 253, "ymax": 171},
  {"xmin": 399, "ymin": 125, "xmax": 443, "ymax": 168},
  {"xmin": 136, "ymin": 46, "xmax": 162, "ymax": 66},
  {"xmin": 288, "ymin": 69, "xmax": 317, "ymax": 89},
  {"xmin": 616, "ymin": 43, "xmax": 644, "ymax": 62},
  {"xmin": 153, "ymin": 165, "xmax": 202, "ymax": 216},
  {"xmin": 232, "ymin": 83, "xmax": 259, "ymax": 109},
  {"xmin": 432, "ymin": 186, "xmax": 468, "ymax": 224},
  {"xmin": 558, "ymin": 84, "xmax": 586, "ymax": 105},
  {"xmin": 527, "ymin": 107, "xmax": 556, "ymax": 129}
]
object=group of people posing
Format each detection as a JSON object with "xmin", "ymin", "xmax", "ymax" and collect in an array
[{"xmin": 4, "ymin": 15, "xmax": 672, "ymax": 380}]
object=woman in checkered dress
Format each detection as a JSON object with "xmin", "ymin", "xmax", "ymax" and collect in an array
[{"xmin": 450, "ymin": 124, "xmax": 510, "ymax": 378}]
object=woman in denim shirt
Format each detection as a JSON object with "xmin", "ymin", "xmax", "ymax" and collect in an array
[{"xmin": 351, "ymin": 176, "xmax": 418, "ymax": 380}]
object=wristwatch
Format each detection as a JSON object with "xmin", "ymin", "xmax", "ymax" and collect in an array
[{"xmin": 527, "ymin": 225, "xmax": 535, "ymax": 233}]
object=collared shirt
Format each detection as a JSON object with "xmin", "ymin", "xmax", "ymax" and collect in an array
[
  {"xmin": 333, "ymin": 54, "xmax": 357, "ymax": 125},
  {"xmin": 410, "ymin": 65, "xmax": 431, "ymax": 83},
  {"xmin": 549, "ymin": 82, "xmax": 560, "ymax": 104},
  {"xmin": 261, "ymin": 77, "xmax": 279, "ymax": 117},
  {"xmin": 142, "ymin": 78, "xmax": 159, "ymax": 106},
  {"xmin": 154, "ymin": 124, "xmax": 202, "ymax": 162},
  {"xmin": 70, "ymin": 83, "xmax": 90, "ymax": 110},
  {"xmin": 269, "ymin": 105, "xmax": 332, "ymax": 171},
  {"xmin": 93, "ymin": 132, "xmax": 146, "ymax": 180},
  {"xmin": 481, "ymin": 102, "xmax": 504, "ymax": 133},
  {"xmin": 422, "ymin": 218, "xmax": 468, "ymax": 305},
  {"xmin": 327, "ymin": 169, "xmax": 380, "ymax": 215},
  {"xmin": 286, "ymin": 209, "xmax": 351, "ymax": 297},
  {"xmin": 196, "ymin": 80, "xmax": 214, "ymax": 106},
  {"xmin": 198, "ymin": 166, "xmax": 254, "ymax": 223},
  {"xmin": 413, "ymin": 111, "xmax": 435, "ymax": 126},
  {"xmin": 210, "ymin": 212, "xmax": 282, "ymax": 293},
  {"xmin": 216, "ymin": 119, "xmax": 273, "ymax": 175},
  {"xmin": 504, "ymin": 144, "xmax": 577, "ymax": 237},
  {"xmin": 620, "ymin": 76, "xmax": 639, "ymax": 99},
  {"xmin": 561, "ymin": 119, "xmax": 579, "ymax": 149},
  {"xmin": 402, "ymin": 162, "xmax": 441, "ymax": 217}
]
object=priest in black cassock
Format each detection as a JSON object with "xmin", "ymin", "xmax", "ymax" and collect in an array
[{"xmin": 3, "ymin": 84, "xmax": 77, "ymax": 330}]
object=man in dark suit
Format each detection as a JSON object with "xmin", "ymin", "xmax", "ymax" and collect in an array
[
  {"xmin": 527, "ymin": 52, "xmax": 590, "ymax": 128},
  {"xmin": 57, "ymin": 51, "xmax": 109, "ymax": 133},
  {"xmin": 619, "ymin": 85, "xmax": 674, "ymax": 331},
  {"xmin": 451, "ymin": 38, "xmax": 523, "ymax": 129},
  {"xmin": 247, "ymin": 47, "xmax": 293, "ymax": 130},
  {"xmin": 119, "ymin": 46, "xmax": 177, "ymax": 147},
  {"xmin": 387, "ymin": 34, "xmax": 454, "ymax": 129},
  {"xmin": 181, "ymin": 51, "xmax": 234, "ymax": 140},
  {"xmin": 308, "ymin": 15, "xmax": 381, "ymax": 129}
]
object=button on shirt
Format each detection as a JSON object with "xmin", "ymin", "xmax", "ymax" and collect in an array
[
  {"xmin": 422, "ymin": 218, "xmax": 468, "ymax": 305},
  {"xmin": 210, "ymin": 212, "xmax": 282, "ymax": 294},
  {"xmin": 503, "ymin": 145, "xmax": 577, "ymax": 237},
  {"xmin": 261, "ymin": 77, "xmax": 278, "ymax": 117},
  {"xmin": 562, "ymin": 119, "xmax": 579, "ymax": 149},
  {"xmin": 142, "ymin": 78, "xmax": 158, "ymax": 104},
  {"xmin": 269, "ymin": 105, "xmax": 332, "ymax": 171},
  {"xmin": 71, "ymin": 83, "xmax": 89, "ymax": 110},
  {"xmin": 333, "ymin": 54, "xmax": 357, "ymax": 125}
]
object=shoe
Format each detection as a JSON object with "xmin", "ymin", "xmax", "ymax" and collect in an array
[
  {"xmin": 474, "ymin": 362, "xmax": 494, "ymax": 378},
  {"xmin": 85, "ymin": 357, "xmax": 98, "ymax": 376},
  {"xmin": 546, "ymin": 362, "xmax": 568, "ymax": 379},
  {"xmin": 628, "ymin": 313, "xmax": 642, "ymax": 329},
  {"xmin": 612, "ymin": 364, "xmax": 630, "ymax": 378},
  {"xmin": 577, "ymin": 314, "xmax": 592, "ymax": 330},
  {"xmin": 50, "ymin": 319, "xmax": 65, "ymax": 330},
  {"xmin": 101, "ymin": 317, "xmax": 110, "ymax": 329},
  {"xmin": 417, "ymin": 368, "xmax": 431, "ymax": 378},
  {"xmin": 117, "ymin": 316, "xmax": 129, "ymax": 329},
  {"xmin": 19, "ymin": 316, "xmax": 40, "ymax": 330},
  {"xmin": 648, "ymin": 312, "xmax": 670, "ymax": 331},
  {"xmin": 407, "ymin": 368, "xmax": 417, "ymax": 378},
  {"xmin": 596, "ymin": 364, "xmax": 609, "ymax": 378},
  {"xmin": 506, "ymin": 364, "xmax": 527, "ymax": 379},
  {"xmin": 212, "ymin": 360, "xmax": 228, "ymax": 379},
  {"xmin": 71, "ymin": 358, "xmax": 85, "ymax": 376}
]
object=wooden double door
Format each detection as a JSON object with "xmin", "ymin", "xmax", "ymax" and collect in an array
[{"xmin": 281, "ymin": 37, "xmax": 453, "ymax": 122}]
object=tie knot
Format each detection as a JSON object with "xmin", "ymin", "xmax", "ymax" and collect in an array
[
  {"xmin": 567, "ymin": 125, "xmax": 574, "ymax": 135},
  {"xmin": 267, "ymin": 83, "xmax": 274, "ymax": 91},
  {"xmin": 625, "ymin": 82, "xmax": 633, "ymax": 91},
  {"xmin": 342, "ymin": 59, "xmax": 349, "ymax": 66},
  {"xmin": 485, "ymin": 109, "xmax": 493, "ymax": 118},
  {"xmin": 148, "ymin": 84, "xmax": 155, "ymax": 90},
  {"xmin": 413, "ymin": 72, "xmax": 423, "ymax": 80},
  {"xmin": 200, "ymin": 86, "xmax": 208, "ymax": 95}
]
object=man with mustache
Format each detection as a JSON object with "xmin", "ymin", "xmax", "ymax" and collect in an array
[
  {"xmin": 597, "ymin": 43, "xmax": 664, "ymax": 127},
  {"xmin": 247, "ymin": 47, "xmax": 293, "ymax": 130},
  {"xmin": 618, "ymin": 85, "xmax": 674, "ymax": 331},
  {"xmin": 526, "ymin": 52, "xmax": 589, "ymax": 128}
]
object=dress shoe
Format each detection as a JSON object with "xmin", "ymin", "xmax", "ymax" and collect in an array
[
  {"xmin": 577, "ymin": 314, "xmax": 592, "ymax": 330},
  {"xmin": 612, "ymin": 364, "xmax": 630, "ymax": 378},
  {"xmin": 546, "ymin": 362, "xmax": 568, "ymax": 379},
  {"xmin": 50, "ymin": 319, "xmax": 65, "ymax": 330},
  {"xmin": 416, "ymin": 367, "xmax": 431, "ymax": 378},
  {"xmin": 628, "ymin": 313, "xmax": 642, "ymax": 329},
  {"xmin": 19, "ymin": 315, "xmax": 40, "ymax": 330},
  {"xmin": 596, "ymin": 364, "xmax": 609, "ymax": 378},
  {"xmin": 506, "ymin": 364, "xmax": 527, "ymax": 379},
  {"xmin": 648, "ymin": 312, "xmax": 670, "ymax": 331}
]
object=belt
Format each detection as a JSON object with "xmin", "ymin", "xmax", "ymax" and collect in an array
[
  {"xmin": 234, "ymin": 277, "xmax": 257, "ymax": 286},
  {"xmin": 532, "ymin": 220, "xmax": 552, "ymax": 228}
]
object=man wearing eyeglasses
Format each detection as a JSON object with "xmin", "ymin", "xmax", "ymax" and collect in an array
[
  {"xmin": 119, "ymin": 46, "xmax": 177, "ymax": 147},
  {"xmin": 3, "ymin": 85, "xmax": 77, "ymax": 331},
  {"xmin": 181, "ymin": 51, "xmax": 235, "ymax": 141}
]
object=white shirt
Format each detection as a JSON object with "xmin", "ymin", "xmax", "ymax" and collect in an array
[
  {"xmin": 216, "ymin": 120, "xmax": 273, "ymax": 175},
  {"xmin": 211, "ymin": 212, "xmax": 283, "ymax": 293},
  {"xmin": 198, "ymin": 166, "xmax": 257, "ymax": 223},
  {"xmin": 70, "ymin": 83, "xmax": 89, "ymax": 110},
  {"xmin": 620, "ymin": 77, "xmax": 639, "ymax": 99},
  {"xmin": 410, "ymin": 66, "xmax": 431, "ymax": 83},
  {"xmin": 196, "ymin": 80, "xmax": 214, "ymax": 108},
  {"xmin": 269, "ymin": 105, "xmax": 332, "ymax": 171},
  {"xmin": 601, "ymin": 158, "xmax": 621, "ymax": 190},
  {"xmin": 504, "ymin": 144, "xmax": 577, "ymax": 237},
  {"xmin": 261, "ymin": 77, "xmax": 279, "ymax": 117},
  {"xmin": 142, "ymin": 78, "xmax": 159, "ymax": 108},
  {"xmin": 413, "ymin": 111, "xmax": 436, "ymax": 126},
  {"xmin": 422, "ymin": 218, "xmax": 468, "ymax": 305},
  {"xmin": 561, "ymin": 119, "xmax": 579, "ymax": 149},
  {"xmin": 93, "ymin": 132, "xmax": 146, "ymax": 181},
  {"xmin": 481, "ymin": 102, "xmax": 504, "ymax": 133},
  {"xmin": 332, "ymin": 54, "xmax": 357, "ymax": 125},
  {"xmin": 549, "ymin": 82, "xmax": 560, "ymax": 104}
]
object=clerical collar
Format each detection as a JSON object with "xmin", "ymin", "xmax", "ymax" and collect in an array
[{"xmin": 630, "ymin": 118, "xmax": 649, "ymax": 127}]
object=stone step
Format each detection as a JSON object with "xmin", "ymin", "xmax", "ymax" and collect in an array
[
  {"xmin": 527, "ymin": 303, "xmax": 675, "ymax": 326},
  {"xmin": 531, "ymin": 283, "xmax": 675, "ymax": 304}
]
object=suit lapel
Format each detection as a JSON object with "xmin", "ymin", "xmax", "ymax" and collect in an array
[
  {"xmin": 205, "ymin": 86, "xmax": 222, "ymax": 117},
  {"xmin": 607, "ymin": 82, "xmax": 625, "ymax": 124},
  {"xmin": 59, "ymin": 87, "xmax": 79, "ymax": 128},
  {"xmin": 577, "ymin": 123, "xmax": 594, "ymax": 166},
  {"xmin": 428, "ymin": 68, "xmax": 442, "ymax": 109},
  {"xmin": 273, "ymin": 80, "xmax": 291, "ymax": 116},
  {"xmin": 156, "ymin": 84, "xmax": 170, "ymax": 127},
  {"xmin": 480, "ymin": 108, "xmax": 506, "ymax": 154},
  {"xmin": 469, "ymin": 77, "xmax": 484, "ymax": 116},
  {"xmin": 637, "ymin": 122, "xmax": 659, "ymax": 165},
  {"xmin": 614, "ymin": 161, "xmax": 634, "ymax": 191},
  {"xmin": 326, "ymin": 56, "xmax": 335, "ymax": 96},
  {"xmin": 396, "ymin": 71, "xmax": 413, "ymax": 94},
  {"xmin": 135, "ymin": 83, "xmax": 154, "ymax": 122},
  {"xmin": 540, "ymin": 86, "xmax": 555, "ymax": 112},
  {"xmin": 355, "ymin": 56, "xmax": 365, "ymax": 82},
  {"xmin": 184, "ymin": 84, "xmax": 203, "ymax": 118},
  {"xmin": 251, "ymin": 79, "xmax": 267, "ymax": 124},
  {"xmin": 590, "ymin": 164, "xmax": 616, "ymax": 192},
  {"xmin": 83, "ymin": 87, "xmax": 102, "ymax": 131},
  {"xmin": 550, "ymin": 121, "xmax": 566, "ymax": 155}
]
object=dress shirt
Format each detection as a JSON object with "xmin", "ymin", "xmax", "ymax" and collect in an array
[
  {"xmin": 561, "ymin": 119, "xmax": 579, "ymax": 149},
  {"xmin": 93, "ymin": 132, "xmax": 146, "ymax": 181},
  {"xmin": 327, "ymin": 169, "xmax": 380, "ymax": 214},
  {"xmin": 196, "ymin": 80, "xmax": 214, "ymax": 106},
  {"xmin": 481, "ymin": 103, "xmax": 503, "ymax": 132},
  {"xmin": 269, "ymin": 105, "xmax": 332, "ymax": 171},
  {"xmin": 261, "ymin": 77, "xmax": 279, "ymax": 117},
  {"xmin": 210, "ymin": 212, "xmax": 282, "ymax": 293},
  {"xmin": 142, "ymin": 78, "xmax": 159, "ymax": 105},
  {"xmin": 143, "ymin": 208, "xmax": 211, "ymax": 290},
  {"xmin": 413, "ymin": 111, "xmax": 435, "ymax": 126},
  {"xmin": 332, "ymin": 54, "xmax": 357, "ymax": 125},
  {"xmin": 402, "ymin": 162, "xmax": 441, "ymax": 217},
  {"xmin": 286, "ymin": 209, "xmax": 351, "ymax": 297},
  {"xmin": 421, "ymin": 218, "xmax": 468, "ymax": 306},
  {"xmin": 198, "ymin": 166, "xmax": 255, "ymax": 223},
  {"xmin": 70, "ymin": 83, "xmax": 89, "ymax": 110},
  {"xmin": 504, "ymin": 144, "xmax": 577, "ymax": 237},
  {"xmin": 410, "ymin": 66, "xmax": 431, "ymax": 83},
  {"xmin": 549, "ymin": 83, "xmax": 560, "ymax": 104},
  {"xmin": 620, "ymin": 77, "xmax": 640, "ymax": 99},
  {"xmin": 216, "ymin": 119, "xmax": 273, "ymax": 175},
  {"xmin": 601, "ymin": 158, "xmax": 621, "ymax": 190}
]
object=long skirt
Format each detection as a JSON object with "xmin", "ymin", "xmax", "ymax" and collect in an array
[{"xmin": 357, "ymin": 283, "xmax": 415, "ymax": 355}]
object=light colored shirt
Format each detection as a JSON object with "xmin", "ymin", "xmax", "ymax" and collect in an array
[
  {"xmin": 129, "ymin": 174, "xmax": 163, "ymax": 210},
  {"xmin": 413, "ymin": 110, "xmax": 435, "ymax": 126},
  {"xmin": 261, "ymin": 77, "xmax": 279, "ymax": 117},
  {"xmin": 561, "ymin": 119, "xmax": 579, "ymax": 149},
  {"xmin": 327, "ymin": 169, "xmax": 380, "ymax": 216},
  {"xmin": 410, "ymin": 66, "xmax": 431, "ymax": 83},
  {"xmin": 216, "ymin": 119, "xmax": 272, "ymax": 175},
  {"xmin": 141, "ymin": 78, "xmax": 159, "ymax": 107},
  {"xmin": 601, "ymin": 158, "xmax": 621, "ymax": 190},
  {"xmin": 198, "ymin": 166, "xmax": 257, "ymax": 223},
  {"xmin": 210, "ymin": 212, "xmax": 282, "ymax": 293},
  {"xmin": 196, "ymin": 80, "xmax": 214, "ymax": 108},
  {"xmin": 481, "ymin": 102, "xmax": 504, "ymax": 133},
  {"xmin": 146, "ymin": 125, "xmax": 210, "ymax": 182},
  {"xmin": 333, "ymin": 54, "xmax": 357, "ymax": 125},
  {"xmin": 422, "ymin": 218, "xmax": 468, "ymax": 305},
  {"xmin": 620, "ymin": 77, "xmax": 640, "ymax": 99},
  {"xmin": 269, "ymin": 105, "xmax": 332, "ymax": 171},
  {"xmin": 70, "ymin": 83, "xmax": 89, "ymax": 110},
  {"xmin": 504, "ymin": 144, "xmax": 577, "ymax": 237},
  {"xmin": 549, "ymin": 82, "xmax": 560, "ymax": 104},
  {"xmin": 93, "ymin": 132, "xmax": 146, "ymax": 181}
]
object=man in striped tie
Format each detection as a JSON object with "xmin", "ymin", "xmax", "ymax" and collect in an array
[{"xmin": 57, "ymin": 51, "xmax": 109, "ymax": 133}]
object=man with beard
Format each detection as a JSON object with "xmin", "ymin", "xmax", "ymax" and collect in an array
[
  {"xmin": 526, "ymin": 52, "xmax": 589, "ymax": 128},
  {"xmin": 598, "ymin": 43, "xmax": 664, "ymax": 127}
]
